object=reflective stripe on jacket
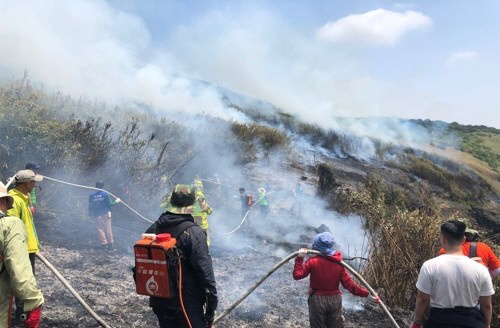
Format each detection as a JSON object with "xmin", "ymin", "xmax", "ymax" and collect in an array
[
  {"xmin": 0, "ymin": 212, "xmax": 44, "ymax": 326},
  {"xmin": 7, "ymin": 189, "xmax": 39, "ymax": 253}
]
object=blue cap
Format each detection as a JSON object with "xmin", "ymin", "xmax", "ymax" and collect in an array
[{"xmin": 312, "ymin": 232, "xmax": 336, "ymax": 256}]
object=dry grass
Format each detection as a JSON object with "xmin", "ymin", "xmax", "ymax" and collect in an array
[{"xmin": 422, "ymin": 145, "xmax": 500, "ymax": 195}]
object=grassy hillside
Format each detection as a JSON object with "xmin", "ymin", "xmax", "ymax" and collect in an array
[
  {"xmin": 1, "ymin": 80, "xmax": 498, "ymax": 322},
  {"xmin": 449, "ymin": 122, "xmax": 500, "ymax": 171}
]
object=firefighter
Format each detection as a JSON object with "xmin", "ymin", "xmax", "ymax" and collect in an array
[
  {"xmin": 293, "ymin": 232, "xmax": 378, "ymax": 328},
  {"xmin": 146, "ymin": 184, "xmax": 218, "ymax": 328},
  {"xmin": 88, "ymin": 181, "xmax": 121, "ymax": 251},
  {"xmin": 8, "ymin": 170, "xmax": 43, "ymax": 273},
  {"xmin": 192, "ymin": 179, "xmax": 213, "ymax": 246},
  {"xmin": 0, "ymin": 181, "xmax": 44, "ymax": 328}
]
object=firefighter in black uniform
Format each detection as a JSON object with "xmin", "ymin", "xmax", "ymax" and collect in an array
[{"xmin": 146, "ymin": 184, "xmax": 218, "ymax": 328}]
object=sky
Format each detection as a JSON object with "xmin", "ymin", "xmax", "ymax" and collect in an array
[{"xmin": 1, "ymin": 0, "xmax": 499, "ymax": 128}]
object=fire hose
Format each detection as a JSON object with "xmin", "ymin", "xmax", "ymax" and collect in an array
[
  {"xmin": 213, "ymin": 249, "xmax": 401, "ymax": 328},
  {"xmin": 7, "ymin": 175, "xmax": 399, "ymax": 326},
  {"xmin": 35, "ymin": 253, "xmax": 113, "ymax": 328},
  {"xmin": 40, "ymin": 175, "xmax": 154, "ymax": 224},
  {"xmin": 209, "ymin": 192, "xmax": 270, "ymax": 235}
]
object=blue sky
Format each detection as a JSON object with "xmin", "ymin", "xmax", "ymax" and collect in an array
[{"xmin": 1, "ymin": 0, "xmax": 499, "ymax": 127}]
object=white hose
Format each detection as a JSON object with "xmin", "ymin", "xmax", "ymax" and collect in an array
[
  {"xmin": 214, "ymin": 250, "xmax": 400, "ymax": 328},
  {"xmin": 36, "ymin": 253, "xmax": 113, "ymax": 328},
  {"xmin": 209, "ymin": 192, "xmax": 271, "ymax": 235},
  {"xmin": 41, "ymin": 175, "xmax": 153, "ymax": 224},
  {"xmin": 5, "ymin": 176, "xmax": 15, "ymax": 189}
]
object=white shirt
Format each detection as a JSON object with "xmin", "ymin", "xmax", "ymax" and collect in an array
[{"xmin": 416, "ymin": 254, "xmax": 494, "ymax": 308}]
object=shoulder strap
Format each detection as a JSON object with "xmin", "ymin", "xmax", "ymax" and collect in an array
[
  {"xmin": 469, "ymin": 242, "xmax": 477, "ymax": 258},
  {"xmin": 168, "ymin": 221, "xmax": 197, "ymax": 240}
]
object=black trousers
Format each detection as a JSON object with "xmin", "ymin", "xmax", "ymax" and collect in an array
[
  {"xmin": 424, "ymin": 307, "xmax": 486, "ymax": 328},
  {"xmin": 153, "ymin": 305, "xmax": 205, "ymax": 328}
]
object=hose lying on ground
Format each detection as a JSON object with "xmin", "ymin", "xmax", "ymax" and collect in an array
[
  {"xmin": 41, "ymin": 175, "xmax": 153, "ymax": 224},
  {"xmin": 213, "ymin": 250, "xmax": 400, "ymax": 328},
  {"xmin": 36, "ymin": 253, "xmax": 113, "ymax": 328}
]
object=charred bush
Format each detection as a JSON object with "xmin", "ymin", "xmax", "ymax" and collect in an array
[{"xmin": 317, "ymin": 163, "xmax": 338, "ymax": 196}]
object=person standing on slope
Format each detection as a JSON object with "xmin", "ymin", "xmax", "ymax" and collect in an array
[
  {"xmin": 412, "ymin": 220, "xmax": 494, "ymax": 328},
  {"xmin": 88, "ymin": 181, "xmax": 121, "ymax": 251},
  {"xmin": 0, "ymin": 181, "xmax": 44, "ymax": 328},
  {"xmin": 293, "ymin": 232, "xmax": 379, "ymax": 328}
]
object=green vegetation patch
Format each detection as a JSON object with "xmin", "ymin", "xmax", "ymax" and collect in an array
[{"xmin": 231, "ymin": 122, "xmax": 289, "ymax": 151}]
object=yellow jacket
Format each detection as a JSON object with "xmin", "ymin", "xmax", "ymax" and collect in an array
[
  {"xmin": 7, "ymin": 189, "xmax": 40, "ymax": 253},
  {"xmin": 0, "ymin": 212, "xmax": 44, "ymax": 326}
]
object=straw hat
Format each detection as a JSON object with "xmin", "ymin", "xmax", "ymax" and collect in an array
[{"xmin": 0, "ymin": 182, "xmax": 14, "ymax": 210}]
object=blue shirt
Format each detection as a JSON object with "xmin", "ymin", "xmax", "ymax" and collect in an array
[{"xmin": 88, "ymin": 191, "xmax": 112, "ymax": 218}]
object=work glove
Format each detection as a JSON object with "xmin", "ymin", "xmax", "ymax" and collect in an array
[
  {"xmin": 23, "ymin": 306, "xmax": 42, "ymax": 328},
  {"xmin": 205, "ymin": 289, "xmax": 217, "ymax": 327},
  {"xmin": 411, "ymin": 322, "xmax": 422, "ymax": 328},
  {"xmin": 297, "ymin": 248, "xmax": 308, "ymax": 258},
  {"xmin": 115, "ymin": 198, "xmax": 122, "ymax": 204},
  {"xmin": 204, "ymin": 313, "xmax": 214, "ymax": 328},
  {"xmin": 370, "ymin": 294, "xmax": 380, "ymax": 303}
]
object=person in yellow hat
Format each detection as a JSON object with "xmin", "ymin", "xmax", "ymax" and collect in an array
[{"xmin": 0, "ymin": 181, "xmax": 44, "ymax": 327}]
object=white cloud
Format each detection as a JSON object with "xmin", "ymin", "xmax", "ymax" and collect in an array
[
  {"xmin": 445, "ymin": 51, "xmax": 478, "ymax": 68},
  {"xmin": 316, "ymin": 9, "xmax": 432, "ymax": 46}
]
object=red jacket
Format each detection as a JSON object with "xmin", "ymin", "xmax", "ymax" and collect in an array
[{"xmin": 293, "ymin": 251, "xmax": 369, "ymax": 297}]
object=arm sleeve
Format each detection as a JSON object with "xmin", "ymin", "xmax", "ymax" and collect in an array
[
  {"xmin": 109, "ymin": 194, "xmax": 118, "ymax": 207},
  {"xmin": 415, "ymin": 263, "xmax": 432, "ymax": 295},
  {"xmin": 3, "ymin": 218, "xmax": 44, "ymax": 311},
  {"xmin": 479, "ymin": 269, "xmax": 495, "ymax": 296},
  {"xmin": 186, "ymin": 227, "xmax": 218, "ymax": 310},
  {"xmin": 293, "ymin": 257, "xmax": 311, "ymax": 280},
  {"xmin": 482, "ymin": 244, "xmax": 499, "ymax": 272},
  {"xmin": 339, "ymin": 267, "xmax": 369, "ymax": 297}
]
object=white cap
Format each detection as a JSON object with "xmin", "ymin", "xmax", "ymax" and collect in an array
[{"xmin": 15, "ymin": 170, "xmax": 43, "ymax": 183}]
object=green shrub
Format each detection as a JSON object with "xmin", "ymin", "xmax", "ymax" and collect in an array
[{"xmin": 231, "ymin": 122, "xmax": 289, "ymax": 152}]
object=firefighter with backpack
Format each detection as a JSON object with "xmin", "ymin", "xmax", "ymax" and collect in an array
[
  {"xmin": 141, "ymin": 184, "xmax": 218, "ymax": 328},
  {"xmin": 439, "ymin": 225, "xmax": 499, "ymax": 277}
]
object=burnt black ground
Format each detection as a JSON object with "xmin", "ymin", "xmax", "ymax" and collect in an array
[{"xmin": 33, "ymin": 212, "xmax": 412, "ymax": 328}]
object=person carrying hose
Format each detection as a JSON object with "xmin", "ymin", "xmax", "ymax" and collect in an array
[
  {"xmin": 88, "ymin": 181, "xmax": 121, "ymax": 251},
  {"xmin": 0, "ymin": 181, "xmax": 43, "ymax": 328},
  {"xmin": 293, "ymin": 232, "xmax": 379, "ymax": 328}
]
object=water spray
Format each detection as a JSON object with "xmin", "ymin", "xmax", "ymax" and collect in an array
[{"xmin": 213, "ymin": 249, "xmax": 400, "ymax": 328}]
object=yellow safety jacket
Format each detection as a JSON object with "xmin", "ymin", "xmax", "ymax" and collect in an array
[
  {"xmin": 7, "ymin": 189, "xmax": 40, "ymax": 253},
  {"xmin": 0, "ymin": 212, "xmax": 44, "ymax": 326},
  {"xmin": 192, "ymin": 191, "xmax": 212, "ymax": 230}
]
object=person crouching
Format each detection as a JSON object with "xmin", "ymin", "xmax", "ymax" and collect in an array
[{"xmin": 293, "ymin": 232, "xmax": 378, "ymax": 328}]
